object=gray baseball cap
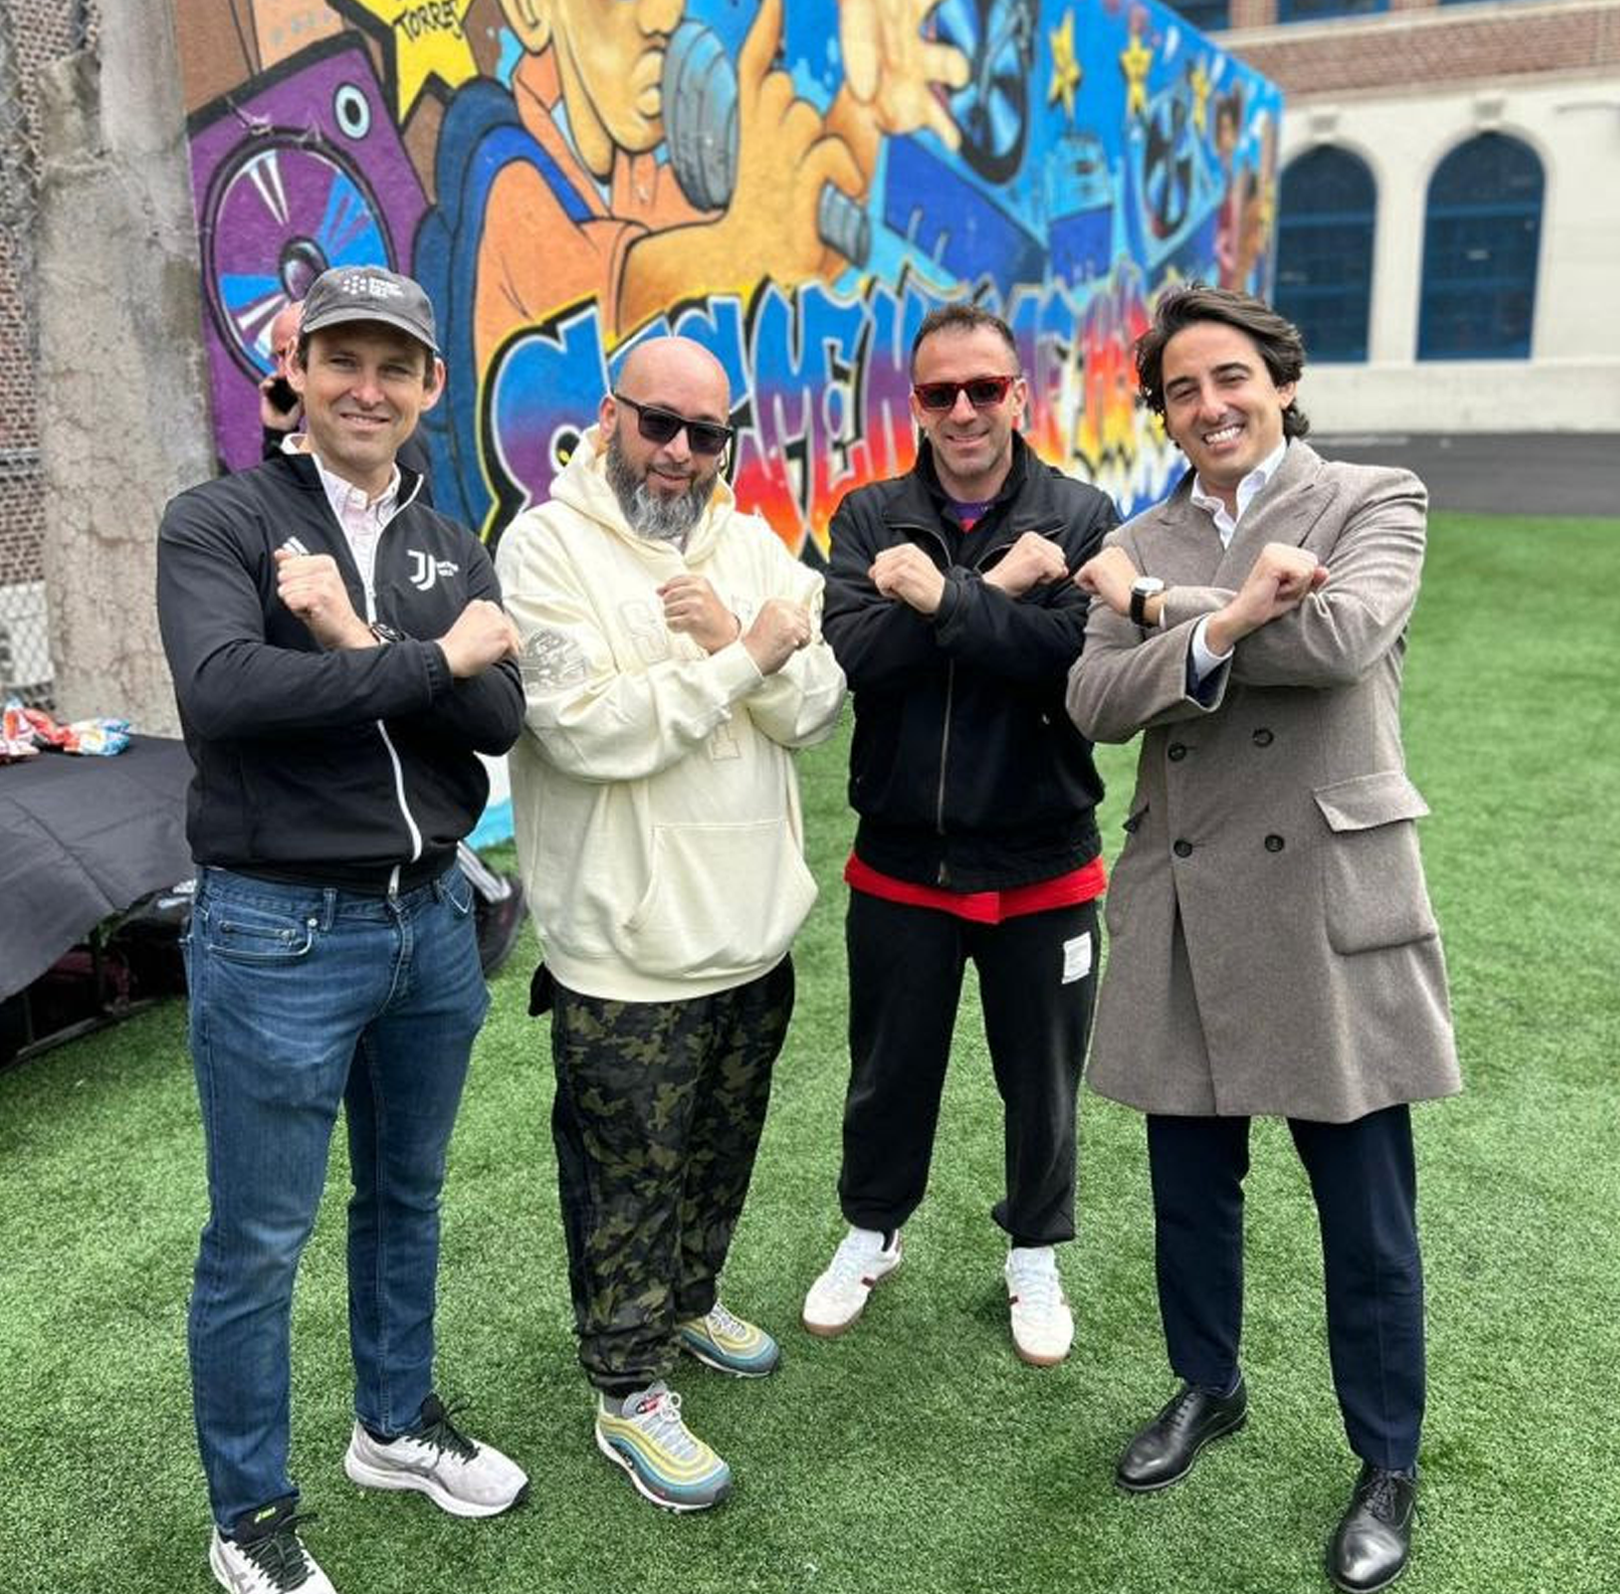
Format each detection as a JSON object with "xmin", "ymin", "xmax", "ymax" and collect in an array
[{"xmin": 300, "ymin": 266, "xmax": 439, "ymax": 354}]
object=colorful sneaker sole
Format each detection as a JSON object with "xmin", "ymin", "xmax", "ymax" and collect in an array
[{"xmin": 593, "ymin": 1423, "xmax": 732, "ymax": 1513}]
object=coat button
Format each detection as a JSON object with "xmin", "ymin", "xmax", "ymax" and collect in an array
[
  {"xmin": 1167, "ymin": 743, "xmax": 1187, "ymax": 761},
  {"xmin": 1252, "ymin": 728, "xmax": 1274, "ymax": 747},
  {"xmin": 1264, "ymin": 834, "xmax": 1285, "ymax": 852},
  {"xmin": 1173, "ymin": 839, "xmax": 1193, "ymax": 858}
]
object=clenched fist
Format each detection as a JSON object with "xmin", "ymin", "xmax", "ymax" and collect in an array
[
  {"xmin": 438, "ymin": 600, "xmax": 521, "ymax": 679},
  {"xmin": 743, "ymin": 598, "xmax": 814, "ymax": 676}
]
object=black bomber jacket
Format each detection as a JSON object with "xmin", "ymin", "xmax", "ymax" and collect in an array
[
  {"xmin": 823, "ymin": 435, "xmax": 1118, "ymax": 892},
  {"xmin": 156, "ymin": 452, "xmax": 523, "ymax": 890}
]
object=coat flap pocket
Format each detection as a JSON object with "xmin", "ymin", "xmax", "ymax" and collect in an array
[
  {"xmin": 1122, "ymin": 801, "xmax": 1150, "ymax": 834},
  {"xmin": 1313, "ymin": 770, "xmax": 1429, "ymax": 833}
]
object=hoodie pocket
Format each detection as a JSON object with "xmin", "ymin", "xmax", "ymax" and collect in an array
[{"xmin": 623, "ymin": 820, "xmax": 818, "ymax": 981}]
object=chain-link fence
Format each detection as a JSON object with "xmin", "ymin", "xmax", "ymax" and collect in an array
[{"xmin": 0, "ymin": 0, "xmax": 98, "ymax": 710}]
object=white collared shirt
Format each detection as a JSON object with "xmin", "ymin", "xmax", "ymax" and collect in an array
[
  {"xmin": 293, "ymin": 435, "xmax": 401, "ymax": 606},
  {"xmin": 1186, "ymin": 441, "xmax": 1288, "ymax": 681}
]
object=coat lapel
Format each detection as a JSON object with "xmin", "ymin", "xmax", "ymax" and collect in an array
[{"xmin": 1214, "ymin": 440, "xmax": 1337, "ymax": 587}]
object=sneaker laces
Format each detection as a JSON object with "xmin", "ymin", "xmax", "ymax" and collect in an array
[
  {"xmin": 628, "ymin": 1388, "xmax": 701, "ymax": 1461},
  {"xmin": 1007, "ymin": 1255, "xmax": 1065, "ymax": 1312},
  {"xmin": 238, "ymin": 1512, "xmax": 320, "ymax": 1592},
  {"xmin": 826, "ymin": 1230, "xmax": 886, "ymax": 1287},
  {"xmin": 704, "ymin": 1301, "xmax": 750, "ymax": 1340},
  {"xmin": 405, "ymin": 1398, "xmax": 478, "ymax": 1462}
]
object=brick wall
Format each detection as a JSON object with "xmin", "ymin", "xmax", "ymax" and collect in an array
[{"xmin": 1223, "ymin": 2, "xmax": 1620, "ymax": 96}]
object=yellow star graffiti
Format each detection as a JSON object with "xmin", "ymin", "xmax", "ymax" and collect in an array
[
  {"xmin": 1120, "ymin": 29, "xmax": 1154, "ymax": 119},
  {"xmin": 1048, "ymin": 11, "xmax": 1084, "ymax": 121},
  {"xmin": 1190, "ymin": 60, "xmax": 1212, "ymax": 134},
  {"xmin": 339, "ymin": 0, "xmax": 478, "ymax": 123}
]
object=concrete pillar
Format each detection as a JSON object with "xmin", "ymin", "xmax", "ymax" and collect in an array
[{"xmin": 37, "ymin": 0, "xmax": 212, "ymax": 735}]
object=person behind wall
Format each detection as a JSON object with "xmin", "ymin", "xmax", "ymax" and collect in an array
[
  {"xmin": 801, "ymin": 303, "xmax": 1119, "ymax": 1368},
  {"xmin": 496, "ymin": 335, "xmax": 845, "ymax": 1513},
  {"xmin": 157, "ymin": 266, "xmax": 530, "ymax": 1594},
  {"xmin": 1067, "ymin": 283, "xmax": 1461, "ymax": 1594}
]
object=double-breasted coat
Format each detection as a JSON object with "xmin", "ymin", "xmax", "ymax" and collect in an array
[{"xmin": 1065, "ymin": 441, "xmax": 1461, "ymax": 1122}]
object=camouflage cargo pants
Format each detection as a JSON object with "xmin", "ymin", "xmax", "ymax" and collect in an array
[{"xmin": 549, "ymin": 957, "xmax": 794, "ymax": 1395}]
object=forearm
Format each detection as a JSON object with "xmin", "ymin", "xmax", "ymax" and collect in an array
[{"xmin": 743, "ymin": 641, "xmax": 846, "ymax": 747}]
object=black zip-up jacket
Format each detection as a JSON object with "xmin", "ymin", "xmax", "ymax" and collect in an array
[
  {"xmin": 823, "ymin": 435, "xmax": 1117, "ymax": 891},
  {"xmin": 156, "ymin": 453, "xmax": 524, "ymax": 890}
]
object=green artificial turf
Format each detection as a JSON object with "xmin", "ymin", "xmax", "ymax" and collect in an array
[{"xmin": 2, "ymin": 513, "xmax": 1616, "ymax": 1592}]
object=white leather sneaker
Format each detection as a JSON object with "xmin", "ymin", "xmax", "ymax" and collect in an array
[{"xmin": 802, "ymin": 1225, "xmax": 903, "ymax": 1336}]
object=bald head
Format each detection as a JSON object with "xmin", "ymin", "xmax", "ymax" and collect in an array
[
  {"xmin": 269, "ymin": 300, "xmax": 303, "ymax": 376},
  {"xmin": 615, "ymin": 336, "xmax": 730, "ymax": 415},
  {"xmin": 600, "ymin": 337, "xmax": 732, "ymax": 544}
]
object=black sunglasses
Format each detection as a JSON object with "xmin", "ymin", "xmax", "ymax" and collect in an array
[
  {"xmin": 911, "ymin": 374, "xmax": 1020, "ymax": 412},
  {"xmin": 612, "ymin": 393, "xmax": 735, "ymax": 456}
]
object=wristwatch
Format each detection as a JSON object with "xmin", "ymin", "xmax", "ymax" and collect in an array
[
  {"xmin": 1130, "ymin": 576, "xmax": 1166, "ymax": 628},
  {"xmin": 369, "ymin": 621, "xmax": 406, "ymax": 645}
]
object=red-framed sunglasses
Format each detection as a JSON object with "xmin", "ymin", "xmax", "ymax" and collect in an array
[
  {"xmin": 911, "ymin": 374, "xmax": 1020, "ymax": 411},
  {"xmin": 612, "ymin": 393, "xmax": 734, "ymax": 456}
]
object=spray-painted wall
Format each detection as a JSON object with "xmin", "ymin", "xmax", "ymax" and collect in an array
[{"xmin": 176, "ymin": 0, "xmax": 1279, "ymax": 549}]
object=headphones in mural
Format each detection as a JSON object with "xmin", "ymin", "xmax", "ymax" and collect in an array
[{"xmin": 661, "ymin": 21, "xmax": 872, "ymax": 268}]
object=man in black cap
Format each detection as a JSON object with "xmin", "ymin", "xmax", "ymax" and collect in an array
[{"xmin": 159, "ymin": 266, "xmax": 529, "ymax": 1594}]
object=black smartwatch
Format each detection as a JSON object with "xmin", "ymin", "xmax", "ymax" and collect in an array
[
  {"xmin": 369, "ymin": 621, "xmax": 406, "ymax": 645},
  {"xmin": 1129, "ymin": 576, "xmax": 1165, "ymax": 628}
]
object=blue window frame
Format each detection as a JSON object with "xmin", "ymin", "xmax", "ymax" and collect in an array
[
  {"xmin": 1418, "ymin": 132, "xmax": 1542, "ymax": 360},
  {"xmin": 1279, "ymin": 0, "xmax": 1389, "ymax": 21},
  {"xmin": 1274, "ymin": 147, "xmax": 1376, "ymax": 363},
  {"xmin": 1167, "ymin": 2, "xmax": 1231, "ymax": 28}
]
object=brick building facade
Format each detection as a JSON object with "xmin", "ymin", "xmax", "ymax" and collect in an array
[{"xmin": 1195, "ymin": 0, "xmax": 1620, "ymax": 432}]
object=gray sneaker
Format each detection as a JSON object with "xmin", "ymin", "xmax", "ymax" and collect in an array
[
  {"xmin": 209, "ymin": 1503, "xmax": 336, "ymax": 1594},
  {"xmin": 343, "ymin": 1394, "xmax": 529, "ymax": 1518}
]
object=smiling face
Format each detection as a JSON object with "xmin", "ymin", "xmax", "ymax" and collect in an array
[
  {"xmin": 1158, "ymin": 319, "xmax": 1294, "ymax": 508},
  {"xmin": 598, "ymin": 336, "xmax": 729, "ymax": 539},
  {"xmin": 291, "ymin": 324, "xmax": 441, "ymax": 498},
  {"xmin": 909, "ymin": 325, "xmax": 1026, "ymax": 502}
]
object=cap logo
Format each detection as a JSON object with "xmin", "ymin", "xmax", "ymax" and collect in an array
[{"xmin": 332, "ymin": 271, "xmax": 406, "ymax": 301}]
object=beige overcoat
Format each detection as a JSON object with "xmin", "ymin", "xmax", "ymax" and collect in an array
[{"xmin": 1066, "ymin": 442, "xmax": 1461, "ymax": 1122}]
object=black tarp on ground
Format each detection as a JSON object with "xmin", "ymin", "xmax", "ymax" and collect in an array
[{"xmin": 0, "ymin": 735, "xmax": 194, "ymax": 1003}]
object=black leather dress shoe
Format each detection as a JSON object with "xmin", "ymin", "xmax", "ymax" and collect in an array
[
  {"xmin": 1115, "ymin": 1378, "xmax": 1248, "ymax": 1491},
  {"xmin": 1327, "ymin": 1463, "xmax": 1416, "ymax": 1592}
]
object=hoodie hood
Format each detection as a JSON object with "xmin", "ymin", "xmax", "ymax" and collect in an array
[{"xmin": 550, "ymin": 424, "xmax": 737, "ymax": 566}]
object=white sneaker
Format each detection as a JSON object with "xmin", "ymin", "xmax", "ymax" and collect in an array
[
  {"xmin": 1005, "ymin": 1245, "xmax": 1073, "ymax": 1366},
  {"xmin": 802, "ymin": 1225, "xmax": 903, "ymax": 1336},
  {"xmin": 209, "ymin": 1513, "xmax": 336, "ymax": 1594},
  {"xmin": 343, "ymin": 1394, "xmax": 529, "ymax": 1518}
]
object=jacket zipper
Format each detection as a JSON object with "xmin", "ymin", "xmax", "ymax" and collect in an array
[
  {"xmin": 367, "ymin": 475, "xmax": 426, "ymax": 895},
  {"xmin": 888, "ymin": 514, "xmax": 1064, "ymax": 886}
]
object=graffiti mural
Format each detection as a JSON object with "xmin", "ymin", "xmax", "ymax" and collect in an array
[{"xmin": 176, "ymin": 0, "xmax": 1281, "ymax": 548}]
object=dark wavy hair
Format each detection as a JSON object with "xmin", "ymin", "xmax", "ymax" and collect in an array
[
  {"xmin": 910, "ymin": 303, "xmax": 1019, "ymax": 375},
  {"xmin": 1134, "ymin": 284, "xmax": 1310, "ymax": 439}
]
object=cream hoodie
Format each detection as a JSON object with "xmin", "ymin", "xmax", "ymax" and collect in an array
[{"xmin": 496, "ymin": 427, "xmax": 846, "ymax": 1002}]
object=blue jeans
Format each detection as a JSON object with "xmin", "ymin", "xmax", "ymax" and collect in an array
[{"xmin": 183, "ymin": 864, "xmax": 488, "ymax": 1532}]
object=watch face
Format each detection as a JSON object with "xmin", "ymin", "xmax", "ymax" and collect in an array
[{"xmin": 371, "ymin": 622, "xmax": 405, "ymax": 644}]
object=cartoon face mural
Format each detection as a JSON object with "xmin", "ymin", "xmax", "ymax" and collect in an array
[{"xmin": 177, "ymin": 0, "xmax": 1282, "ymax": 548}]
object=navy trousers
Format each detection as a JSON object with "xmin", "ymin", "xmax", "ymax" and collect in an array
[{"xmin": 1146, "ymin": 1104, "xmax": 1425, "ymax": 1470}]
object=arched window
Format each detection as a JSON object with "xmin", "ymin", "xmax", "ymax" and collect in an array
[
  {"xmin": 1167, "ymin": 2, "xmax": 1231, "ymax": 28},
  {"xmin": 1274, "ymin": 147, "xmax": 1375, "ymax": 363},
  {"xmin": 1279, "ymin": 0, "xmax": 1388, "ymax": 20},
  {"xmin": 1419, "ymin": 132, "xmax": 1543, "ymax": 360}
]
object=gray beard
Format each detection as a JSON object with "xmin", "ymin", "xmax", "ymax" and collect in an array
[{"xmin": 605, "ymin": 434, "xmax": 715, "ymax": 546}]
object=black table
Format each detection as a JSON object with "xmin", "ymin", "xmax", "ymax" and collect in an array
[{"xmin": 0, "ymin": 735, "xmax": 194, "ymax": 1003}]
